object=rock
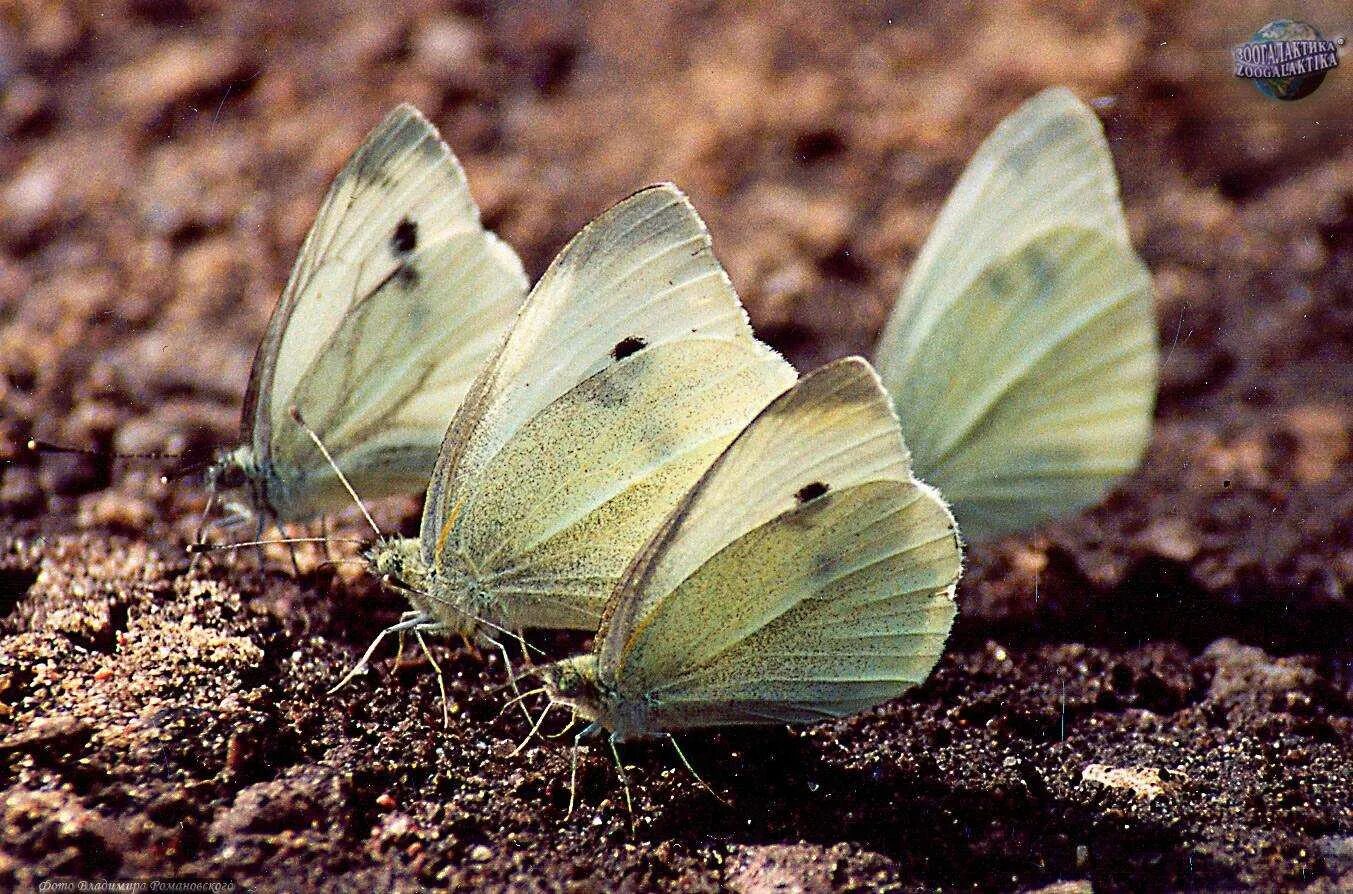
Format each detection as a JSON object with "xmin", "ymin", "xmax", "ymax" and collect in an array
[
  {"xmin": 0, "ymin": 714, "xmax": 91, "ymax": 754},
  {"xmin": 1081, "ymin": 763, "xmax": 1172, "ymax": 801},
  {"xmin": 1314, "ymin": 836, "xmax": 1353, "ymax": 876},
  {"xmin": 726, "ymin": 843, "xmax": 839, "ymax": 894},
  {"xmin": 412, "ymin": 16, "xmax": 486, "ymax": 85},
  {"xmin": 0, "ymin": 467, "xmax": 44, "ymax": 518},
  {"xmin": 1138, "ymin": 517, "xmax": 1200, "ymax": 562},
  {"xmin": 1203, "ymin": 638, "xmax": 1316, "ymax": 703},
  {"xmin": 105, "ymin": 38, "xmax": 246, "ymax": 121},
  {"xmin": 211, "ymin": 765, "xmax": 353, "ymax": 839}
]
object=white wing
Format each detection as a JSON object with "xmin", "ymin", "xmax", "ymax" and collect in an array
[
  {"xmin": 419, "ymin": 184, "xmax": 796, "ymax": 631},
  {"xmin": 240, "ymin": 104, "xmax": 526, "ymax": 517},
  {"xmin": 598, "ymin": 358, "xmax": 961, "ymax": 728},
  {"xmin": 873, "ymin": 87, "xmax": 1158, "ymax": 540}
]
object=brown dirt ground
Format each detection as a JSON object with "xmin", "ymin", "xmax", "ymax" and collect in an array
[{"xmin": 2, "ymin": 1, "xmax": 1352, "ymax": 891}]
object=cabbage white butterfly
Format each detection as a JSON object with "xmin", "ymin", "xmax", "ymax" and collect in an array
[
  {"xmin": 203, "ymin": 104, "xmax": 527, "ymax": 536},
  {"xmin": 526, "ymin": 358, "xmax": 959, "ymax": 806},
  {"xmin": 349, "ymin": 184, "xmax": 796, "ymax": 676},
  {"xmin": 874, "ymin": 88, "xmax": 1158, "ymax": 541}
]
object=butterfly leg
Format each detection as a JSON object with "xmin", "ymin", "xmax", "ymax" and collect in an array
[
  {"xmin": 489, "ymin": 636, "xmax": 534, "ymax": 723},
  {"xmin": 189, "ymin": 484, "xmax": 220, "ymax": 570},
  {"xmin": 319, "ymin": 515, "xmax": 333, "ymax": 562},
  {"xmin": 567, "ymin": 722, "xmax": 601, "ymax": 818},
  {"xmin": 509, "ymin": 700, "xmax": 553, "ymax": 756},
  {"xmin": 282, "ymin": 522, "xmax": 302, "ymax": 576},
  {"xmin": 412, "ymin": 625, "xmax": 452, "ymax": 727},
  {"xmin": 328, "ymin": 612, "xmax": 432, "ymax": 695},
  {"xmin": 389, "ymin": 610, "xmax": 421, "ymax": 674},
  {"xmin": 607, "ymin": 732, "xmax": 634, "ymax": 816},
  {"xmin": 252, "ymin": 513, "xmax": 266, "ymax": 568},
  {"xmin": 667, "ymin": 735, "xmax": 727, "ymax": 804}
]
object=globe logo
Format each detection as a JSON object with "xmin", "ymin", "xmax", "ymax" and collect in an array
[{"xmin": 1233, "ymin": 19, "xmax": 1341, "ymax": 101}]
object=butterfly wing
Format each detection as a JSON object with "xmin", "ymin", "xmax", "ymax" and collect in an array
[
  {"xmin": 597, "ymin": 358, "xmax": 961, "ymax": 730},
  {"xmin": 420, "ymin": 184, "xmax": 796, "ymax": 630},
  {"xmin": 243, "ymin": 104, "xmax": 526, "ymax": 516},
  {"xmin": 873, "ymin": 88, "xmax": 1158, "ymax": 540}
]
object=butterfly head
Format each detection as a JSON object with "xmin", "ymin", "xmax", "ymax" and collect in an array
[
  {"xmin": 365, "ymin": 537, "xmax": 430, "ymax": 606},
  {"xmin": 205, "ymin": 446, "xmax": 257, "ymax": 494},
  {"xmin": 540, "ymin": 655, "xmax": 604, "ymax": 722}
]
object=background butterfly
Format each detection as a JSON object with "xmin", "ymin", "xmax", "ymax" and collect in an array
[{"xmin": 873, "ymin": 88, "xmax": 1159, "ymax": 542}]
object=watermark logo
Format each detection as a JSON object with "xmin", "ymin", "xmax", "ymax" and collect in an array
[{"xmin": 1234, "ymin": 19, "xmax": 1341, "ymax": 101}]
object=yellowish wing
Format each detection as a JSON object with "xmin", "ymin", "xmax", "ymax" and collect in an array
[
  {"xmin": 599, "ymin": 358, "xmax": 960, "ymax": 728},
  {"xmin": 874, "ymin": 88, "xmax": 1157, "ymax": 540},
  {"xmin": 246, "ymin": 104, "xmax": 516, "ymax": 456},
  {"xmin": 420, "ymin": 184, "xmax": 793, "ymax": 581}
]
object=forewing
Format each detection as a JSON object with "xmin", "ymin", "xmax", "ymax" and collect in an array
[
  {"xmin": 420, "ymin": 183, "xmax": 777, "ymax": 567},
  {"xmin": 245, "ymin": 104, "xmax": 494, "ymax": 458},
  {"xmin": 598, "ymin": 358, "xmax": 960, "ymax": 727},
  {"xmin": 873, "ymin": 88, "xmax": 1157, "ymax": 539},
  {"xmin": 455, "ymin": 337, "xmax": 794, "ymax": 630}
]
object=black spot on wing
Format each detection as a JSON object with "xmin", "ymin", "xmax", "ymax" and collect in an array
[
  {"xmin": 392, "ymin": 217, "xmax": 418, "ymax": 255},
  {"xmin": 611, "ymin": 336, "xmax": 647, "ymax": 361},
  {"xmin": 795, "ymin": 481, "xmax": 829, "ymax": 504}
]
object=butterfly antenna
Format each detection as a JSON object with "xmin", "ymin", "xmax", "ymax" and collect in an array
[
  {"xmin": 485, "ymin": 664, "xmax": 543, "ymax": 695},
  {"xmin": 27, "ymin": 438, "xmax": 186, "ymax": 463},
  {"xmin": 288, "ymin": 406, "xmax": 381, "ymax": 537},
  {"xmin": 187, "ymin": 536, "xmax": 365, "ymax": 555}
]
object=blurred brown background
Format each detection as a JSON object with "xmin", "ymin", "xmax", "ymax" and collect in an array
[{"xmin": 1, "ymin": 2, "xmax": 1351, "ymax": 891}]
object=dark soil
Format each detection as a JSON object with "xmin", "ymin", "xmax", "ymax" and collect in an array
[{"xmin": 2, "ymin": 2, "xmax": 1351, "ymax": 891}]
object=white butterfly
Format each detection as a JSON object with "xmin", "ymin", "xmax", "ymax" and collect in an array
[
  {"xmin": 204, "ymin": 104, "xmax": 526, "ymax": 536},
  {"xmin": 532, "ymin": 357, "xmax": 961, "ymax": 809},
  {"xmin": 356, "ymin": 183, "xmax": 796, "ymax": 659},
  {"xmin": 874, "ymin": 88, "xmax": 1159, "ymax": 541}
]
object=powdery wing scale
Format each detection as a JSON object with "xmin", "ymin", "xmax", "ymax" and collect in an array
[
  {"xmin": 597, "ymin": 358, "xmax": 961, "ymax": 729},
  {"xmin": 454, "ymin": 337, "xmax": 794, "ymax": 630},
  {"xmin": 885, "ymin": 226, "xmax": 1155, "ymax": 541},
  {"xmin": 266, "ymin": 228, "xmax": 526, "ymax": 517},
  {"xmin": 420, "ymin": 184, "xmax": 784, "ymax": 571},
  {"xmin": 245, "ymin": 104, "xmax": 495, "ymax": 465},
  {"xmin": 874, "ymin": 88, "xmax": 1158, "ymax": 540}
]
